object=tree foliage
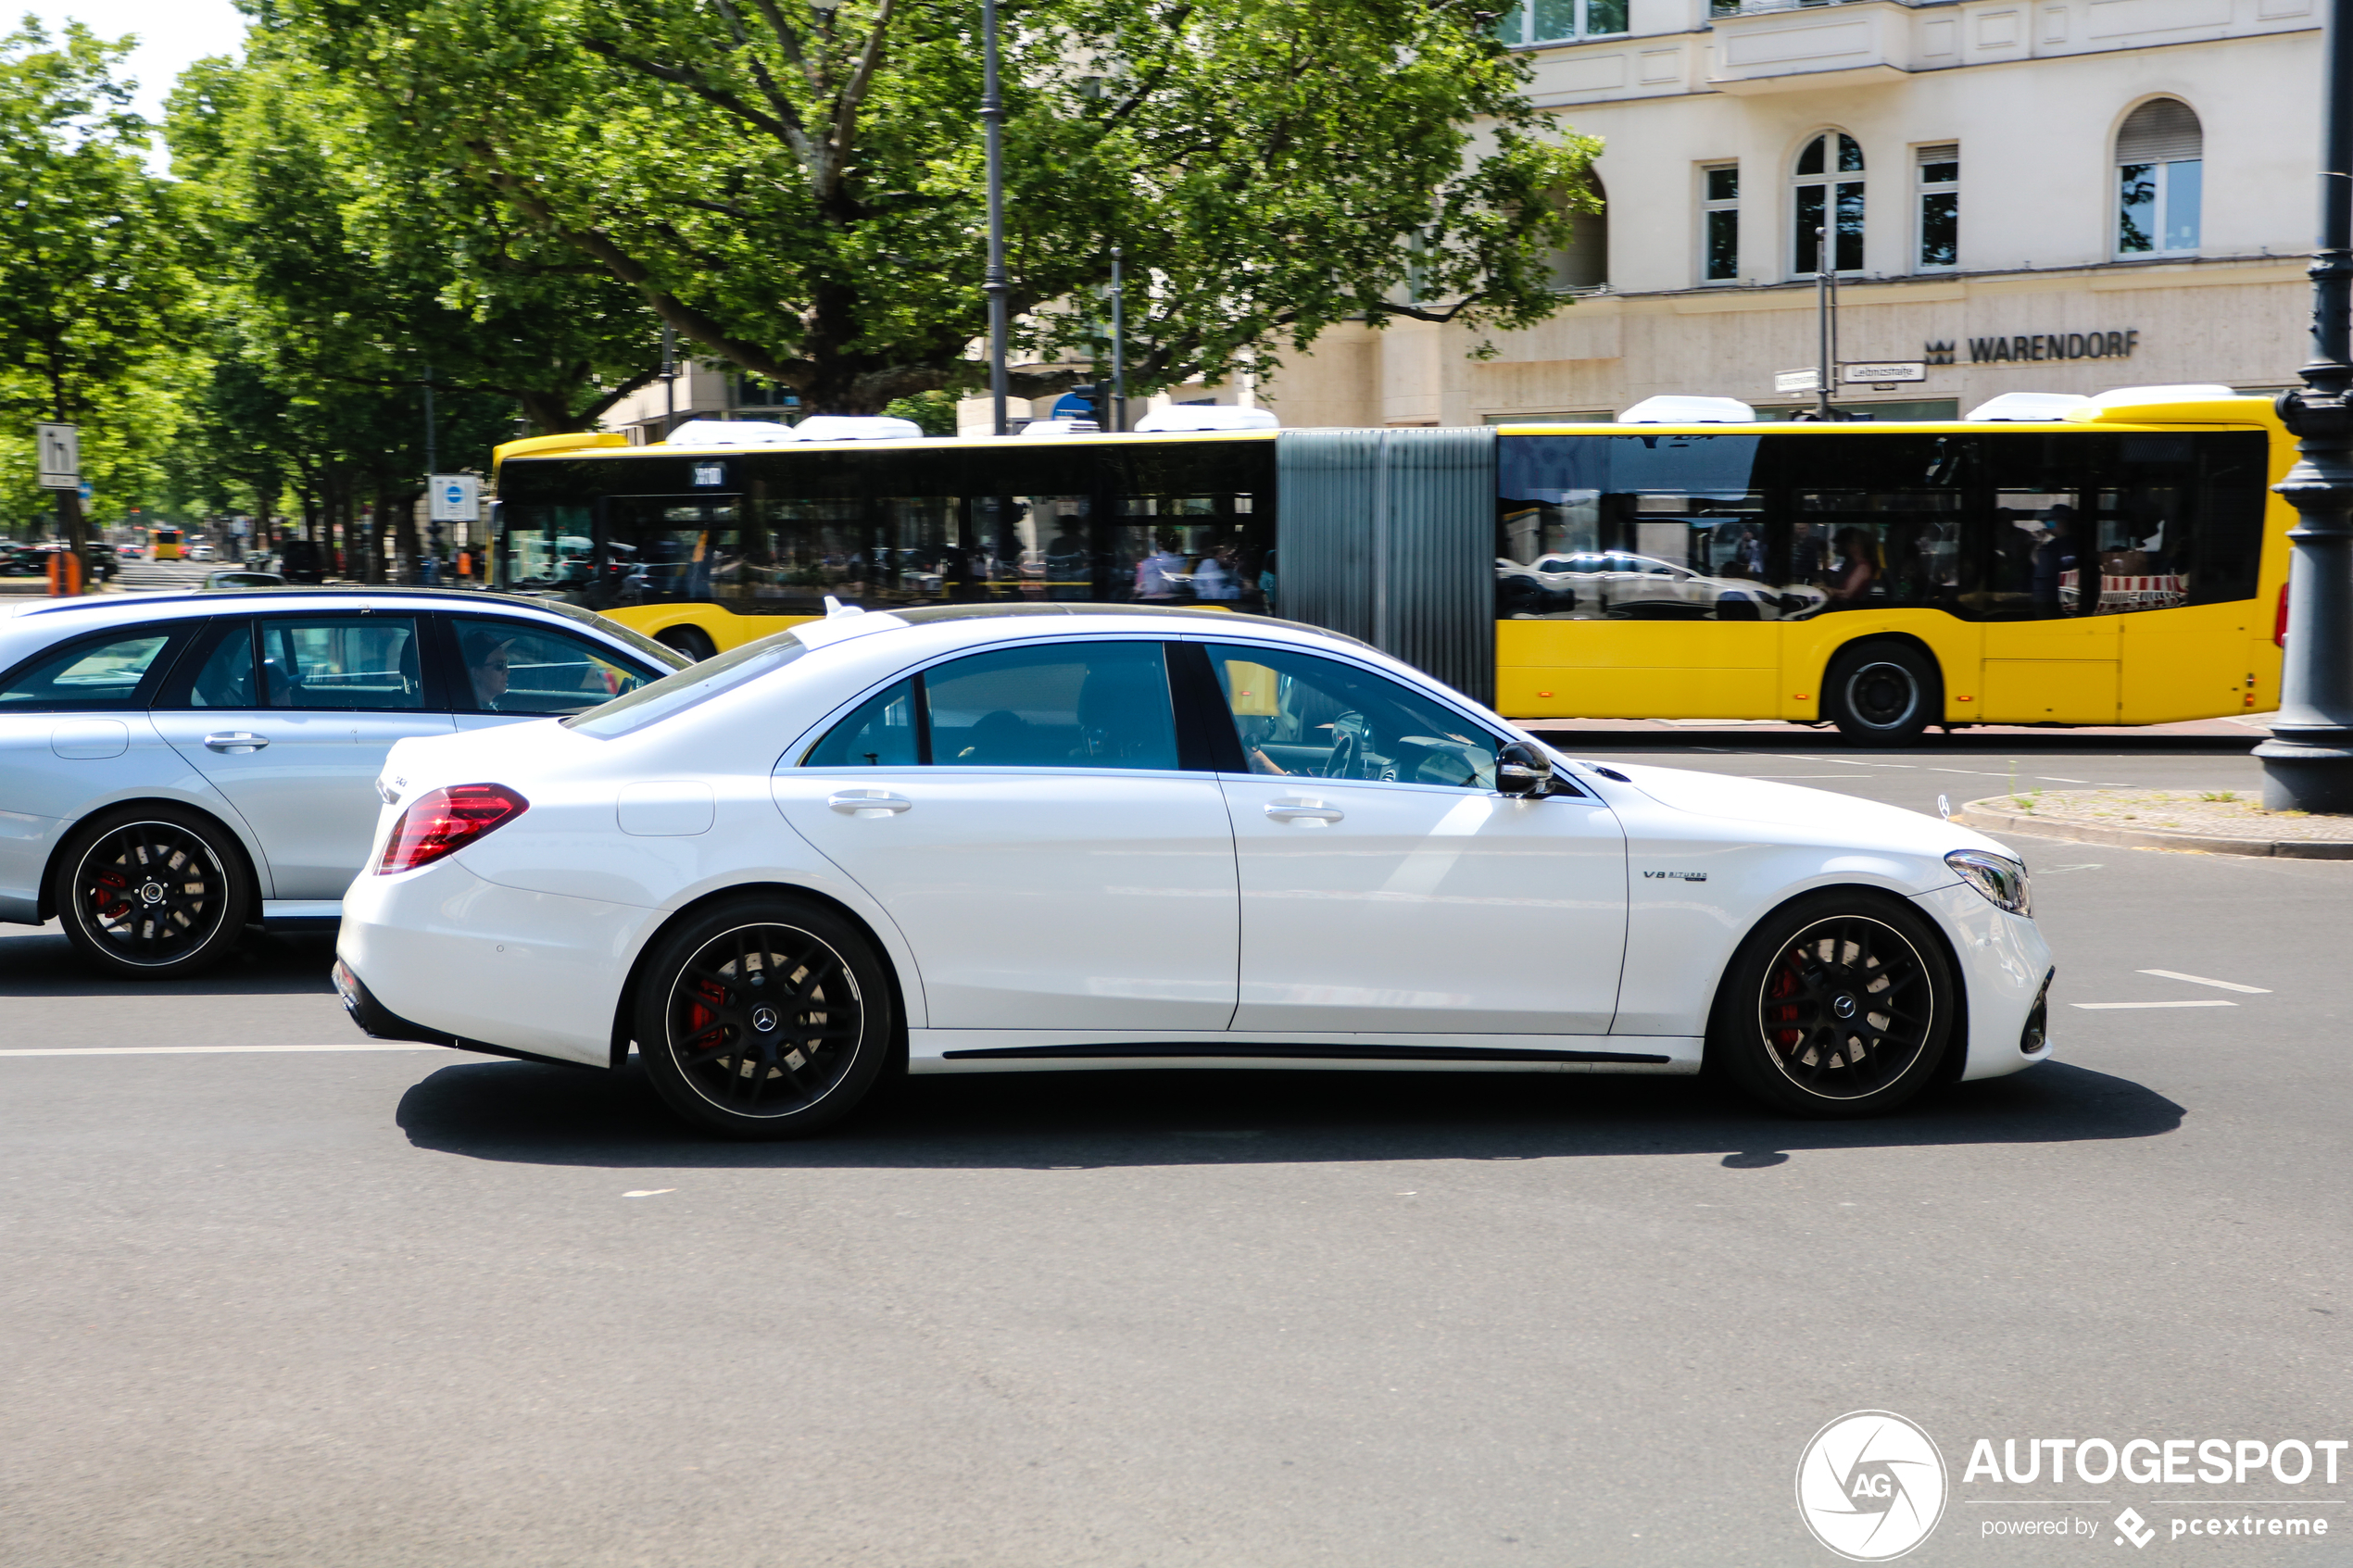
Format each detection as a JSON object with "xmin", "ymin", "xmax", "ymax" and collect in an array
[
  {"xmin": 271, "ymin": 0, "xmax": 1599, "ymax": 412},
  {"xmin": 0, "ymin": 20, "xmax": 195, "ymax": 538}
]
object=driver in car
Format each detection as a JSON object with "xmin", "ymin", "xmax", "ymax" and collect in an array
[{"xmin": 464, "ymin": 632, "xmax": 514, "ymax": 711}]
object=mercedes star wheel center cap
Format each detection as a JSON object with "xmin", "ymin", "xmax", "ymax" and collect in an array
[
  {"xmin": 140, "ymin": 882, "xmax": 166, "ymax": 905},
  {"xmin": 750, "ymin": 1005, "xmax": 780, "ymax": 1035},
  {"xmin": 1832, "ymin": 994, "xmax": 1858, "ymax": 1020}
]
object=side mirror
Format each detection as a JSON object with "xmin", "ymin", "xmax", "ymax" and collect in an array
[{"xmin": 1496, "ymin": 740, "xmax": 1554, "ymax": 798}]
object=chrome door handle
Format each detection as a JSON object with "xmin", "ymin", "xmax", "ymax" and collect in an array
[
  {"xmin": 828, "ymin": 791, "xmax": 912, "ymax": 816},
  {"xmin": 203, "ymin": 732, "xmax": 269, "ymax": 753},
  {"xmin": 1265, "ymin": 799, "xmax": 1343, "ymax": 823}
]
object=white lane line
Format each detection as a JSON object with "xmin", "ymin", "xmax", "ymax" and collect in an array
[
  {"xmin": 2039, "ymin": 776, "xmax": 2092, "ymax": 784},
  {"xmin": 2070, "ymin": 999, "xmax": 2237, "ymax": 1010},
  {"xmin": 2138, "ymin": 969, "xmax": 2272, "ymax": 994},
  {"xmin": 0, "ymin": 1043, "xmax": 449, "ymax": 1058},
  {"xmin": 1931, "ymin": 768, "xmax": 2010, "ymax": 777}
]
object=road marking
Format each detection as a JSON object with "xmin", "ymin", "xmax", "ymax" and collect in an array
[
  {"xmin": 1740, "ymin": 774, "xmax": 1855, "ymax": 780},
  {"xmin": 0, "ymin": 1043, "xmax": 449, "ymax": 1058},
  {"xmin": 2070, "ymin": 999, "xmax": 2237, "ymax": 1010},
  {"xmin": 623, "ymin": 1189, "xmax": 676, "ymax": 1198},
  {"xmin": 2138, "ymin": 969, "xmax": 2271, "ymax": 994},
  {"xmin": 2039, "ymin": 776, "xmax": 2092, "ymax": 784},
  {"xmin": 1931, "ymin": 768, "xmax": 2010, "ymax": 777}
]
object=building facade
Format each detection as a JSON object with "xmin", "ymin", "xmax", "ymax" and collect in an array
[{"xmin": 1264, "ymin": 0, "xmax": 2321, "ymax": 425}]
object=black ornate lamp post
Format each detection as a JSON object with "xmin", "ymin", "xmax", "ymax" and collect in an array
[
  {"xmin": 2259, "ymin": 0, "xmax": 2353, "ymax": 811},
  {"xmin": 981, "ymin": 0, "xmax": 1010, "ymax": 435}
]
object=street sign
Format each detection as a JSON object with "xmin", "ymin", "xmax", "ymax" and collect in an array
[
  {"xmin": 36, "ymin": 423, "xmax": 78, "ymax": 490},
  {"xmin": 1774, "ymin": 368, "xmax": 1820, "ymax": 395},
  {"xmin": 1842, "ymin": 361, "xmax": 1928, "ymax": 383},
  {"xmin": 77, "ymin": 481, "xmax": 91, "ymax": 502},
  {"xmin": 429, "ymin": 474, "xmax": 480, "ymax": 522}
]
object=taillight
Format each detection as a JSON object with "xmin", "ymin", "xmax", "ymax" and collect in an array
[
  {"xmin": 375, "ymin": 784, "xmax": 529, "ymax": 874},
  {"xmin": 2277, "ymin": 583, "xmax": 2290, "ymax": 647}
]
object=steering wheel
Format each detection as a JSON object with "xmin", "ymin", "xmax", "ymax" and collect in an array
[{"xmin": 1322, "ymin": 716, "xmax": 1365, "ymax": 780}]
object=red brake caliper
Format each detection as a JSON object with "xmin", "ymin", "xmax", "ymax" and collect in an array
[
  {"xmin": 1764, "ymin": 960, "xmax": 1805, "ymax": 1059},
  {"xmin": 90, "ymin": 870, "xmax": 130, "ymax": 922}
]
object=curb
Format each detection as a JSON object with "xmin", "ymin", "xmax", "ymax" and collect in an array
[{"xmin": 1959, "ymin": 797, "xmax": 2353, "ymax": 859}]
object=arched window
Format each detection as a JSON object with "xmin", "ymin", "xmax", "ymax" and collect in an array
[
  {"xmin": 1793, "ymin": 132, "xmax": 1864, "ymax": 276},
  {"xmin": 2117, "ymin": 99, "xmax": 2202, "ymax": 255},
  {"xmin": 1547, "ymin": 177, "xmax": 1608, "ymax": 292}
]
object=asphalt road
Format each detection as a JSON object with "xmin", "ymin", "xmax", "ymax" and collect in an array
[{"xmin": 2, "ymin": 732, "xmax": 2346, "ymax": 1566}]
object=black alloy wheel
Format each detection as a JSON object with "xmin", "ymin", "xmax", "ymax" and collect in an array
[
  {"xmin": 1712, "ymin": 892, "xmax": 1955, "ymax": 1118},
  {"xmin": 1823, "ymin": 641, "xmax": 1940, "ymax": 745},
  {"xmin": 55, "ymin": 806, "xmax": 252, "ymax": 979},
  {"xmin": 635, "ymin": 897, "xmax": 892, "ymax": 1138}
]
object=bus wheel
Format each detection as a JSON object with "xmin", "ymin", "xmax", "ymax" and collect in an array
[
  {"xmin": 657, "ymin": 625, "xmax": 717, "ymax": 662},
  {"xmin": 1823, "ymin": 642, "xmax": 1939, "ymax": 746}
]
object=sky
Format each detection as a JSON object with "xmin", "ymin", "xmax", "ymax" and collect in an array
[{"xmin": 22, "ymin": 0, "xmax": 250, "ymax": 124}]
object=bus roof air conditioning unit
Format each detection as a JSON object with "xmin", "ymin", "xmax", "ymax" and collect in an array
[
  {"xmin": 1616, "ymin": 395, "xmax": 1755, "ymax": 424},
  {"xmin": 1132, "ymin": 406, "xmax": 1280, "ymax": 433},
  {"xmin": 2091, "ymin": 383, "xmax": 2237, "ymax": 407},
  {"xmin": 790, "ymin": 415, "xmax": 927, "ymax": 442},
  {"xmin": 662, "ymin": 419, "xmax": 801, "ymax": 445},
  {"xmin": 1964, "ymin": 393, "xmax": 2094, "ymax": 421},
  {"xmin": 1018, "ymin": 419, "xmax": 1101, "ymax": 437}
]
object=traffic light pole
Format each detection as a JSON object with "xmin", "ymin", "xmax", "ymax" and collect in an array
[{"xmin": 2259, "ymin": 0, "xmax": 2353, "ymax": 811}]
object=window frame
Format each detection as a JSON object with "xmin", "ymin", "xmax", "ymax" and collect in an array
[
  {"xmin": 436, "ymin": 611, "xmax": 665, "ymax": 718},
  {"xmin": 1915, "ymin": 143, "xmax": 1959, "ymax": 271},
  {"xmin": 241, "ymin": 611, "xmax": 442, "ymax": 713},
  {"xmin": 1700, "ymin": 162, "xmax": 1741, "ymax": 284},
  {"xmin": 1791, "ymin": 132, "xmax": 1866, "ymax": 279},
  {"xmin": 1491, "ymin": 0, "xmax": 1630, "ymax": 46},
  {"xmin": 2114, "ymin": 98, "xmax": 2204, "ymax": 258}
]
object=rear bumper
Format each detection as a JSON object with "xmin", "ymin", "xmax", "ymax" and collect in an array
[{"xmin": 332, "ymin": 956, "xmax": 596, "ymax": 1071}]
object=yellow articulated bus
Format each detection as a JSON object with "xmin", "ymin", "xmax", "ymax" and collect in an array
[
  {"xmin": 149, "ymin": 525, "xmax": 183, "ymax": 561},
  {"xmin": 490, "ymin": 386, "xmax": 2288, "ymax": 741}
]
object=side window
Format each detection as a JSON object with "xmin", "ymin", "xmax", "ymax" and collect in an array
[
  {"xmin": 182, "ymin": 621, "xmax": 258, "ymax": 708},
  {"xmin": 799, "ymin": 642, "xmax": 1180, "ymax": 771},
  {"xmin": 258, "ymin": 617, "xmax": 424, "ymax": 710},
  {"xmin": 0, "ymin": 624, "xmax": 190, "ymax": 710},
  {"xmin": 926, "ymin": 642, "xmax": 1177, "ymax": 770},
  {"xmin": 450, "ymin": 617, "xmax": 657, "ymax": 716},
  {"xmin": 1202, "ymin": 643, "xmax": 1500, "ymax": 790},
  {"xmin": 803, "ymin": 679, "xmax": 921, "ymax": 767}
]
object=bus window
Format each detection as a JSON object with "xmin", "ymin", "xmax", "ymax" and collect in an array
[
  {"xmin": 498, "ymin": 504, "xmax": 594, "ymax": 592},
  {"xmin": 1775, "ymin": 434, "xmax": 1966, "ymax": 616},
  {"xmin": 1975, "ymin": 432, "xmax": 2266, "ymax": 618},
  {"xmin": 591, "ymin": 496, "xmax": 736, "ymax": 609}
]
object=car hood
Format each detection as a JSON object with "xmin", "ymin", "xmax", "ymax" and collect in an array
[{"xmin": 1594, "ymin": 759, "xmax": 2017, "ymax": 858}]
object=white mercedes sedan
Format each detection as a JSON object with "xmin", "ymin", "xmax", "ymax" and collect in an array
[{"xmin": 334, "ymin": 605, "xmax": 2052, "ymax": 1137}]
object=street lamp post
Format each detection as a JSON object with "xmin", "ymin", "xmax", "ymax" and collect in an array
[
  {"xmin": 2259, "ymin": 0, "xmax": 2353, "ymax": 811},
  {"xmin": 982, "ymin": 0, "xmax": 1010, "ymax": 435},
  {"xmin": 1110, "ymin": 245, "xmax": 1126, "ymax": 433}
]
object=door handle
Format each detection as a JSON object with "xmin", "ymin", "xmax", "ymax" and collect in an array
[
  {"xmin": 203, "ymin": 732, "xmax": 269, "ymax": 753},
  {"xmin": 828, "ymin": 790, "xmax": 912, "ymax": 816},
  {"xmin": 1265, "ymin": 799, "xmax": 1343, "ymax": 823}
]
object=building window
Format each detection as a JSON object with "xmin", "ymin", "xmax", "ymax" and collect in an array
[
  {"xmin": 1917, "ymin": 144, "xmax": 1958, "ymax": 270},
  {"xmin": 1547, "ymin": 176, "xmax": 1608, "ymax": 292},
  {"xmin": 1491, "ymin": 0, "xmax": 1629, "ymax": 45},
  {"xmin": 1702, "ymin": 164, "xmax": 1740, "ymax": 282},
  {"xmin": 2116, "ymin": 98, "xmax": 2202, "ymax": 256},
  {"xmin": 1793, "ymin": 132, "xmax": 1864, "ymax": 276}
]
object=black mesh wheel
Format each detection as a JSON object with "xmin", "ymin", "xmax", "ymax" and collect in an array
[
  {"xmin": 1713, "ymin": 893, "xmax": 1956, "ymax": 1118},
  {"xmin": 55, "ymin": 806, "xmax": 252, "ymax": 978},
  {"xmin": 635, "ymin": 898, "xmax": 892, "ymax": 1138}
]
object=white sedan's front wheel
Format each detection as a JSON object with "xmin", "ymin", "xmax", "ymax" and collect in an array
[
  {"xmin": 635, "ymin": 897, "xmax": 893, "ymax": 1139},
  {"xmin": 1713, "ymin": 892, "xmax": 1956, "ymax": 1118}
]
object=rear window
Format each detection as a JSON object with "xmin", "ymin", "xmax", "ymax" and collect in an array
[
  {"xmin": 0, "ymin": 623, "xmax": 193, "ymax": 710},
  {"xmin": 564, "ymin": 631, "xmax": 808, "ymax": 737}
]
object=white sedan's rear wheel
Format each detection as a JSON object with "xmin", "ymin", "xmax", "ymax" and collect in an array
[
  {"xmin": 1713, "ymin": 892, "xmax": 1956, "ymax": 1118},
  {"xmin": 635, "ymin": 897, "xmax": 892, "ymax": 1139}
]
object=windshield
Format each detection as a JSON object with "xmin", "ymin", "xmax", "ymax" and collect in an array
[{"xmin": 564, "ymin": 630, "xmax": 809, "ymax": 737}]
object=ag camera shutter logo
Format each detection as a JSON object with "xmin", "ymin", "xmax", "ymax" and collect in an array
[{"xmin": 1796, "ymin": 1411, "xmax": 1948, "ymax": 1561}]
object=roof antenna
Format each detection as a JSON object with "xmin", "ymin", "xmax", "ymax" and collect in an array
[{"xmin": 823, "ymin": 595, "xmax": 865, "ymax": 619}]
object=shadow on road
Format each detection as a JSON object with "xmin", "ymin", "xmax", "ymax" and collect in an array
[
  {"xmin": 396, "ymin": 1057, "xmax": 2183, "ymax": 1172},
  {"xmin": 0, "ymin": 925, "xmax": 338, "ymax": 997}
]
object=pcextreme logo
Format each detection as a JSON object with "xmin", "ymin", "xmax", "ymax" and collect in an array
[{"xmin": 1796, "ymin": 1411, "xmax": 1950, "ymax": 1562}]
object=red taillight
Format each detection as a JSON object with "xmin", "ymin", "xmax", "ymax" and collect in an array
[
  {"xmin": 2277, "ymin": 583, "xmax": 2291, "ymax": 647},
  {"xmin": 375, "ymin": 784, "xmax": 529, "ymax": 874}
]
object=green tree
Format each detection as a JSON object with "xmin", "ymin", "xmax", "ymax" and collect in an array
[
  {"xmin": 271, "ymin": 0, "xmax": 1597, "ymax": 413},
  {"xmin": 0, "ymin": 19, "xmax": 195, "ymax": 571}
]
